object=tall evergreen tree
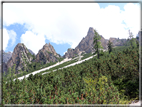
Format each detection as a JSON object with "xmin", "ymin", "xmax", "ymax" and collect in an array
[
  {"xmin": 128, "ymin": 30, "xmax": 137, "ymax": 49},
  {"xmin": 107, "ymin": 40, "xmax": 113, "ymax": 54},
  {"xmin": 93, "ymin": 29, "xmax": 103, "ymax": 59}
]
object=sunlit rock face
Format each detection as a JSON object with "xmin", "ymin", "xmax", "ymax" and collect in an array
[
  {"xmin": 6, "ymin": 43, "xmax": 33, "ymax": 73},
  {"xmin": 63, "ymin": 27, "xmax": 127, "ymax": 58},
  {"xmin": 36, "ymin": 43, "xmax": 61, "ymax": 64}
]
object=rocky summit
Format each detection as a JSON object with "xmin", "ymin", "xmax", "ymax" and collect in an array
[
  {"xmin": 6, "ymin": 43, "xmax": 34, "ymax": 73},
  {"xmin": 75, "ymin": 27, "xmax": 95, "ymax": 53},
  {"xmin": 63, "ymin": 27, "xmax": 127, "ymax": 58},
  {"xmin": 35, "ymin": 43, "xmax": 60, "ymax": 64}
]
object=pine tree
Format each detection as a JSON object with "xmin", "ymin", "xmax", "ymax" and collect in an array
[
  {"xmin": 107, "ymin": 40, "xmax": 113, "ymax": 54},
  {"xmin": 128, "ymin": 30, "xmax": 137, "ymax": 49},
  {"xmin": 93, "ymin": 29, "xmax": 103, "ymax": 59}
]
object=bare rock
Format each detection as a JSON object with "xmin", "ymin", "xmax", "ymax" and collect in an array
[
  {"xmin": 6, "ymin": 43, "xmax": 33, "ymax": 73},
  {"xmin": 63, "ymin": 27, "xmax": 128, "ymax": 58},
  {"xmin": 36, "ymin": 43, "xmax": 60, "ymax": 64},
  {"xmin": 63, "ymin": 48, "xmax": 75, "ymax": 58},
  {"xmin": 109, "ymin": 37, "xmax": 127, "ymax": 46}
]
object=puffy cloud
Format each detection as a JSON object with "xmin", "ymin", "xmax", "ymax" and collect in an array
[
  {"xmin": 3, "ymin": 3, "xmax": 140, "ymax": 51},
  {"xmin": 8, "ymin": 30, "xmax": 17, "ymax": 46},
  {"xmin": 20, "ymin": 31, "xmax": 46, "ymax": 54},
  {"xmin": 3, "ymin": 29, "xmax": 10, "ymax": 51},
  {"xmin": 3, "ymin": 28, "xmax": 17, "ymax": 51},
  {"xmin": 121, "ymin": 3, "xmax": 140, "ymax": 37}
]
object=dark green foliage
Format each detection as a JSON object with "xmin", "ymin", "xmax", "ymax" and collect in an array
[
  {"xmin": 39, "ymin": 58, "xmax": 79, "ymax": 75},
  {"xmin": 124, "ymin": 30, "xmax": 138, "ymax": 49},
  {"xmin": 3, "ymin": 45, "xmax": 139, "ymax": 104},
  {"xmin": 4, "ymin": 60, "xmax": 58, "ymax": 81},
  {"xmin": 32, "ymin": 54, "xmax": 36, "ymax": 60},
  {"xmin": 93, "ymin": 29, "xmax": 103, "ymax": 59},
  {"xmin": 81, "ymin": 53, "xmax": 93, "ymax": 60},
  {"xmin": 56, "ymin": 57, "xmax": 64, "ymax": 62},
  {"xmin": 27, "ymin": 52, "xmax": 33, "ymax": 59},
  {"xmin": 107, "ymin": 40, "xmax": 113, "ymax": 54}
]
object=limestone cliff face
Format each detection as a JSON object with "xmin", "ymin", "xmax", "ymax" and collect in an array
[
  {"xmin": 100, "ymin": 35, "xmax": 108, "ymax": 49},
  {"xmin": 63, "ymin": 27, "xmax": 107, "ymax": 58},
  {"xmin": 6, "ymin": 43, "xmax": 33, "ymax": 73},
  {"xmin": 35, "ymin": 43, "xmax": 60, "ymax": 64},
  {"xmin": 63, "ymin": 48, "xmax": 74, "ymax": 58},
  {"xmin": 109, "ymin": 38, "xmax": 127, "ymax": 46},
  {"xmin": 63, "ymin": 27, "xmax": 127, "ymax": 58},
  {"xmin": 75, "ymin": 27, "xmax": 95, "ymax": 53},
  {"xmin": 63, "ymin": 27, "xmax": 95, "ymax": 58}
]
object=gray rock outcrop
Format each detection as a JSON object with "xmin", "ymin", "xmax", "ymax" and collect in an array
[
  {"xmin": 63, "ymin": 27, "xmax": 127, "ymax": 58},
  {"xmin": 35, "ymin": 43, "xmax": 61, "ymax": 64},
  {"xmin": 6, "ymin": 43, "xmax": 34, "ymax": 73}
]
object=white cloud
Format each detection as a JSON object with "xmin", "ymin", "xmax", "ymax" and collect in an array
[
  {"xmin": 121, "ymin": 3, "xmax": 140, "ymax": 37},
  {"xmin": 3, "ymin": 28, "xmax": 17, "ymax": 51},
  {"xmin": 20, "ymin": 31, "xmax": 46, "ymax": 54},
  {"xmin": 3, "ymin": 29, "xmax": 9, "ymax": 51},
  {"xmin": 3, "ymin": 3, "xmax": 140, "ymax": 51},
  {"xmin": 8, "ymin": 30, "xmax": 17, "ymax": 46}
]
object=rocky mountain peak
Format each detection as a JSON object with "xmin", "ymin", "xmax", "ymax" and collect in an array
[
  {"xmin": 36, "ymin": 43, "xmax": 60, "ymax": 64},
  {"xmin": 88, "ymin": 27, "xmax": 94, "ymax": 34},
  {"xmin": 42, "ymin": 43, "xmax": 57, "ymax": 56},
  {"xmin": 63, "ymin": 27, "xmax": 128, "ymax": 58},
  {"xmin": 6, "ymin": 43, "xmax": 34, "ymax": 73}
]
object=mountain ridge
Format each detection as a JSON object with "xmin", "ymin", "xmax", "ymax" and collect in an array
[
  {"xmin": 63, "ymin": 27, "xmax": 127, "ymax": 58},
  {"xmin": 1, "ymin": 27, "xmax": 140, "ymax": 74}
]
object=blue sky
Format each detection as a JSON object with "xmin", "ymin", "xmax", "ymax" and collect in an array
[{"xmin": 3, "ymin": 3, "xmax": 140, "ymax": 56}]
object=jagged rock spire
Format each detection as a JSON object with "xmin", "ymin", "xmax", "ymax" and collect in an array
[
  {"xmin": 36, "ymin": 42, "xmax": 60, "ymax": 64},
  {"xmin": 6, "ymin": 43, "xmax": 33, "ymax": 73}
]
